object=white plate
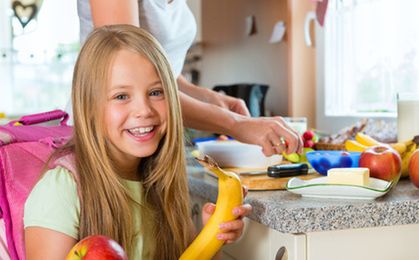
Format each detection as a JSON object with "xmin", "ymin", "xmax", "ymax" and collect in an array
[
  {"xmin": 196, "ymin": 140, "xmax": 282, "ymax": 168},
  {"xmin": 286, "ymin": 177, "xmax": 392, "ymax": 200}
]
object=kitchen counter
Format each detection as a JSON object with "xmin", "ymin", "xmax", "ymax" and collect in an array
[{"xmin": 187, "ymin": 162, "xmax": 419, "ymax": 234}]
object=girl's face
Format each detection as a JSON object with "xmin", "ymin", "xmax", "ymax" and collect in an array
[{"xmin": 104, "ymin": 49, "xmax": 167, "ymax": 168}]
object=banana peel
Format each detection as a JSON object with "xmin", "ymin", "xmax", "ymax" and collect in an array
[{"xmin": 180, "ymin": 155, "xmax": 243, "ymax": 260}]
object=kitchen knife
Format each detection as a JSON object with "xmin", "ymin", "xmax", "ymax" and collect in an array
[
  {"xmin": 238, "ymin": 170, "xmax": 267, "ymax": 176},
  {"xmin": 267, "ymin": 163, "xmax": 308, "ymax": 178}
]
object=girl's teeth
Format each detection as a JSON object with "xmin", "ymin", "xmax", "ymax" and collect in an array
[{"xmin": 129, "ymin": 126, "xmax": 154, "ymax": 135}]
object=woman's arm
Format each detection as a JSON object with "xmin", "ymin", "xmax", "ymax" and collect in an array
[
  {"xmin": 89, "ymin": 0, "xmax": 139, "ymax": 27},
  {"xmin": 179, "ymin": 91, "xmax": 303, "ymax": 155},
  {"xmin": 177, "ymin": 75, "xmax": 250, "ymax": 116},
  {"xmin": 25, "ymin": 227, "xmax": 77, "ymax": 260}
]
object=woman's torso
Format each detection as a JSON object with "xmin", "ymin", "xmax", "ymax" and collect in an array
[{"xmin": 77, "ymin": 0, "xmax": 197, "ymax": 77}]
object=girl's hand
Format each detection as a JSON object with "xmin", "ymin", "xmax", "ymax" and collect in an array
[{"xmin": 201, "ymin": 187, "xmax": 252, "ymax": 244}]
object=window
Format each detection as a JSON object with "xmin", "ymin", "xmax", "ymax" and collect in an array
[
  {"xmin": 0, "ymin": 0, "xmax": 79, "ymax": 117},
  {"xmin": 317, "ymin": 0, "xmax": 419, "ymax": 132}
]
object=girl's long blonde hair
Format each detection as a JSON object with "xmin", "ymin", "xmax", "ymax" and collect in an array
[{"xmin": 59, "ymin": 24, "xmax": 191, "ymax": 259}]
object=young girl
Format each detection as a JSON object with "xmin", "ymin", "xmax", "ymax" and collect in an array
[{"xmin": 24, "ymin": 24, "xmax": 251, "ymax": 259}]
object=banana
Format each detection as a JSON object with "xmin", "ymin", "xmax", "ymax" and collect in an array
[
  {"xmin": 390, "ymin": 142, "xmax": 407, "ymax": 155},
  {"xmin": 401, "ymin": 141, "xmax": 417, "ymax": 178},
  {"xmin": 347, "ymin": 133, "xmax": 418, "ymax": 178},
  {"xmin": 345, "ymin": 139, "xmax": 369, "ymax": 152},
  {"xmin": 351, "ymin": 133, "xmax": 408, "ymax": 155},
  {"xmin": 355, "ymin": 132, "xmax": 381, "ymax": 146},
  {"xmin": 180, "ymin": 155, "xmax": 243, "ymax": 260}
]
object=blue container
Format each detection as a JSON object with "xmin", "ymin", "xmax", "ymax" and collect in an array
[{"xmin": 306, "ymin": 151, "xmax": 361, "ymax": 176}]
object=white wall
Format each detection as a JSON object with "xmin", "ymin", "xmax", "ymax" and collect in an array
[{"xmin": 199, "ymin": 0, "xmax": 289, "ymax": 116}]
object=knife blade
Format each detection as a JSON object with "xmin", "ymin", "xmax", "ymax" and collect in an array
[{"xmin": 238, "ymin": 170, "xmax": 267, "ymax": 176}]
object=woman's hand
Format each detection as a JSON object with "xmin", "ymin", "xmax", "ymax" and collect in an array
[
  {"xmin": 207, "ymin": 91, "xmax": 251, "ymax": 117},
  {"xmin": 229, "ymin": 116, "xmax": 304, "ymax": 156},
  {"xmin": 176, "ymin": 75, "xmax": 251, "ymax": 117}
]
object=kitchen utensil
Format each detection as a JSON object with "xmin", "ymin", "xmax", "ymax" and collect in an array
[
  {"xmin": 286, "ymin": 176, "xmax": 391, "ymax": 200},
  {"xmin": 267, "ymin": 163, "xmax": 308, "ymax": 178}
]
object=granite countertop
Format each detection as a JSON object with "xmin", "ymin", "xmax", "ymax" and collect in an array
[{"xmin": 187, "ymin": 163, "xmax": 419, "ymax": 234}]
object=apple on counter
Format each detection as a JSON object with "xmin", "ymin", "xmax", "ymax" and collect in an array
[
  {"xmin": 359, "ymin": 145, "xmax": 402, "ymax": 182},
  {"xmin": 66, "ymin": 235, "xmax": 128, "ymax": 260}
]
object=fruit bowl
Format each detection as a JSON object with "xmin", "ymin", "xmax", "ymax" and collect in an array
[{"xmin": 306, "ymin": 150, "xmax": 361, "ymax": 176}]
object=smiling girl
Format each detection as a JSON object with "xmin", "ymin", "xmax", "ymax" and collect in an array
[{"xmin": 24, "ymin": 24, "xmax": 251, "ymax": 260}]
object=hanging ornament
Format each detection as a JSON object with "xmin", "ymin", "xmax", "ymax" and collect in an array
[
  {"xmin": 12, "ymin": 0, "xmax": 38, "ymax": 29},
  {"xmin": 316, "ymin": 0, "xmax": 329, "ymax": 27}
]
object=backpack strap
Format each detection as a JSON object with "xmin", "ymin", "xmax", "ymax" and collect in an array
[{"xmin": 51, "ymin": 154, "xmax": 82, "ymax": 200}]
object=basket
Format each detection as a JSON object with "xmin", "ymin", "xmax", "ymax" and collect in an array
[{"xmin": 314, "ymin": 142, "xmax": 346, "ymax": 151}]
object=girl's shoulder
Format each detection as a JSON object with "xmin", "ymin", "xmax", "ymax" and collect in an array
[
  {"xmin": 26, "ymin": 166, "xmax": 79, "ymax": 207},
  {"xmin": 24, "ymin": 166, "xmax": 81, "ymax": 239}
]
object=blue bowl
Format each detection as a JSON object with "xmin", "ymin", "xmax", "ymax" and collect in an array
[{"xmin": 306, "ymin": 151, "xmax": 361, "ymax": 176}]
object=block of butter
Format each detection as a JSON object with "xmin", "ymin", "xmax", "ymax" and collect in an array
[{"xmin": 327, "ymin": 168, "xmax": 370, "ymax": 186}]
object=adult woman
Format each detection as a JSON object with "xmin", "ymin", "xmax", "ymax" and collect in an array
[{"xmin": 76, "ymin": 0, "xmax": 303, "ymax": 156}]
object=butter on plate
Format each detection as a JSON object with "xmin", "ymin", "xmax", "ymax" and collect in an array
[{"xmin": 327, "ymin": 167, "xmax": 370, "ymax": 186}]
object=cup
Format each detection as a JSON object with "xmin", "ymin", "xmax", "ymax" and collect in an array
[
  {"xmin": 283, "ymin": 117, "xmax": 307, "ymax": 135},
  {"xmin": 397, "ymin": 92, "xmax": 419, "ymax": 142}
]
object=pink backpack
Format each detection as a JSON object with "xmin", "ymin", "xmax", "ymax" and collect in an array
[{"xmin": 0, "ymin": 110, "xmax": 73, "ymax": 260}]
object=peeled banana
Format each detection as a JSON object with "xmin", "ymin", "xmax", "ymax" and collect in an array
[{"xmin": 180, "ymin": 155, "xmax": 243, "ymax": 260}]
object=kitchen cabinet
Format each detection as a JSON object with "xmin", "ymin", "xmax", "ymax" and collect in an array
[
  {"xmin": 286, "ymin": 0, "xmax": 317, "ymax": 127},
  {"xmin": 221, "ymin": 218, "xmax": 306, "ymax": 260},
  {"xmin": 222, "ymin": 217, "xmax": 419, "ymax": 260}
]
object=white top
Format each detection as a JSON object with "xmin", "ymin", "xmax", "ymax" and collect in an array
[{"xmin": 77, "ymin": 0, "xmax": 197, "ymax": 77}]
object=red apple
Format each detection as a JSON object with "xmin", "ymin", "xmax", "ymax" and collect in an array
[
  {"xmin": 304, "ymin": 139, "xmax": 315, "ymax": 148},
  {"xmin": 409, "ymin": 149, "xmax": 419, "ymax": 188},
  {"xmin": 359, "ymin": 145, "xmax": 401, "ymax": 182},
  {"xmin": 303, "ymin": 130, "xmax": 315, "ymax": 141},
  {"xmin": 66, "ymin": 235, "xmax": 128, "ymax": 260}
]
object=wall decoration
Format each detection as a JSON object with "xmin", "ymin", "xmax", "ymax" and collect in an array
[
  {"xmin": 316, "ymin": 0, "xmax": 328, "ymax": 27},
  {"xmin": 12, "ymin": 0, "xmax": 39, "ymax": 29}
]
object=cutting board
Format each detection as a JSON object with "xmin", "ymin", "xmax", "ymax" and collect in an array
[{"xmin": 208, "ymin": 167, "xmax": 321, "ymax": 191}]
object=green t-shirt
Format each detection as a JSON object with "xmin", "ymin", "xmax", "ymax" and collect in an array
[{"xmin": 24, "ymin": 166, "xmax": 148, "ymax": 259}]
